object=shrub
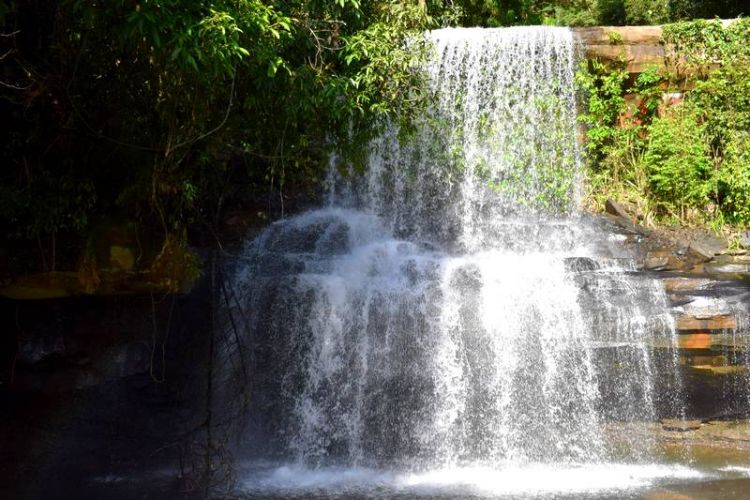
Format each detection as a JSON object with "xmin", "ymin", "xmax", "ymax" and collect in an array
[
  {"xmin": 641, "ymin": 105, "xmax": 713, "ymax": 216},
  {"xmin": 717, "ymin": 131, "xmax": 750, "ymax": 225},
  {"xmin": 580, "ymin": 19, "xmax": 750, "ymax": 230},
  {"xmin": 624, "ymin": 0, "xmax": 671, "ymax": 25}
]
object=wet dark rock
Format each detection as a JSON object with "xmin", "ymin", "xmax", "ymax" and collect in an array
[
  {"xmin": 663, "ymin": 278, "xmax": 712, "ymax": 294},
  {"xmin": 706, "ymin": 262, "xmax": 750, "ymax": 274},
  {"xmin": 0, "ymin": 276, "xmax": 213, "ymax": 499},
  {"xmin": 564, "ymin": 257, "xmax": 600, "ymax": 273},
  {"xmin": 264, "ymin": 221, "xmax": 329, "ymax": 253},
  {"xmin": 688, "ymin": 241, "xmax": 716, "ymax": 263},
  {"xmin": 18, "ymin": 333, "xmax": 66, "ymax": 365},
  {"xmin": 315, "ymin": 221, "xmax": 351, "ymax": 255},
  {"xmin": 661, "ymin": 419, "xmax": 702, "ymax": 432},
  {"xmin": 602, "ymin": 213, "xmax": 652, "ymax": 237},
  {"xmin": 689, "ymin": 364, "xmax": 747, "ymax": 376},
  {"xmin": 400, "ymin": 260, "xmax": 420, "ymax": 285},
  {"xmin": 222, "ymin": 209, "xmax": 270, "ymax": 241},
  {"xmin": 667, "ymin": 295, "xmax": 696, "ymax": 307},
  {"xmin": 254, "ymin": 255, "xmax": 306, "ymax": 276},
  {"xmin": 417, "ymin": 241, "xmax": 441, "ymax": 252},
  {"xmin": 644, "ymin": 255, "xmax": 670, "ymax": 271},
  {"xmin": 605, "ymin": 198, "xmax": 631, "ymax": 221}
]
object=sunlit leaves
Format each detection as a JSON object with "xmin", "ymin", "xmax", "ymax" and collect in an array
[{"xmin": 580, "ymin": 19, "xmax": 750, "ymax": 227}]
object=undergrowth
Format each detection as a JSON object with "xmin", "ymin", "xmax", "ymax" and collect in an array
[{"xmin": 577, "ymin": 18, "xmax": 750, "ymax": 242}]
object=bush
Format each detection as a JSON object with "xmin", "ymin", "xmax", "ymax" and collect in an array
[
  {"xmin": 717, "ymin": 131, "xmax": 750, "ymax": 225},
  {"xmin": 624, "ymin": 0, "xmax": 671, "ymax": 25},
  {"xmin": 641, "ymin": 105, "xmax": 713, "ymax": 215},
  {"xmin": 669, "ymin": 0, "xmax": 748, "ymax": 21},
  {"xmin": 580, "ymin": 19, "xmax": 750, "ymax": 229}
]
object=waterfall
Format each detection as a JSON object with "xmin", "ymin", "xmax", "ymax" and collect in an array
[
  {"xmin": 229, "ymin": 27, "xmax": 683, "ymax": 476},
  {"xmin": 345, "ymin": 27, "xmax": 583, "ymax": 250}
]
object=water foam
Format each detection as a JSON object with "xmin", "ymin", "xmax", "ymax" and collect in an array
[{"xmin": 241, "ymin": 462, "xmax": 705, "ymax": 498}]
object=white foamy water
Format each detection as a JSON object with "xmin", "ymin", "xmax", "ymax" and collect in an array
[
  {"xmin": 240, "ymin": 462, "xmax": 705, "ymax": 498},
  {"xmin": 719, "ymin": 465, "xmax": 750, "ymax": 477}
]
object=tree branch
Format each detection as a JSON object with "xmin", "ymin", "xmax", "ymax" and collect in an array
[
  {"xmin": 168, "ymin": 69, "xmax": 237, "ymax": 155},
  {"xmin": 0, "ymin": 79, "xmax": 30, "ymax": 91},
  {"xmin": 0, "ymin": 48, "xmax": 15, "ymax": 61}
]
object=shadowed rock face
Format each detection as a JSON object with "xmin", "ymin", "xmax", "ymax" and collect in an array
[
  {"xmin": 0, "ymin": 222, "xmax": 200, "ymax": 301},
  {"xmin": 0, "ymin": 278, "xmax": 216, "ymax": 499}
]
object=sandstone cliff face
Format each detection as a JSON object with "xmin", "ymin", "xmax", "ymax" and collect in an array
[
  {"xmin": 573, "ymin": 20, "xmax": 737, "ymax": 74},
  {"xmin": 574, "ymin": 26, "xmax": 666, "ymax": 73}
]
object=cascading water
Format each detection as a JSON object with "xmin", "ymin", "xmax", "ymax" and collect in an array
[{"xmin": 229, "ymin": 27, "xmax": 694, "ymax": 497}]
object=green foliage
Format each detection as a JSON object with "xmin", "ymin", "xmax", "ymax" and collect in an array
[
  {"xmin": 623, "ymin": 0, "xmax": 671, "ymax": 24},
  {"xmin": 663, "ymin": 19, "xmax": 750, "ymax": 225},
  {"xmin": 553, "ymin": 3, "xmax": 599, "ymax": 27},
  {"xmin": 0, "ymin": 0, "xmax": 435, "ymax": 270},
  {"xmin": 596, "ymin": 0, "xmax": 626, "ymax": 24},
  {"xmin": 667, "ymin": 20, "xmax": 750, "ymax": 133},
  {"xmin": 608, "ymin": 31, "xmax": 624, "ymax": 44},
  {"xmin": 580, "ymin": 19, "xmax": 750, "ymax": 229},
  {"xmin": 669, "ymin": 0, "xmax": 746, "ymax": 21},
  {"xmin": 0, "ymin": 172, "xmax": 96, "ymax": 239},
  {"xmin": 642, "ymin": 105, "xmax": 713, "ymax": 213},
  {"xmin": 458, "ymin": 0, "xmax": 688, "ymax": 27},
  {"xmin": 2, "ymin": 0, "xmax": 749, "ymax": 272},
  {"xmin": 663, "ymin": 19, "xmax": 735, "ymax": 71},
  {"xmin": 718, "ymin": 130, "xmax": 750, "ymax": 224},
  {"xmin": 575, "ymin": 60, "xmax": 630, "ymax": 167},
  {"xmin": 552, "ymin": 0, "xmax": 744, "ymax": 27},
  {"xmin": 448, "ymin": 0, "xmax": 548, "ymax": 26},
  {"xmin": 578, "ymin": 60, "xmax": 657, "ymax": 218}
]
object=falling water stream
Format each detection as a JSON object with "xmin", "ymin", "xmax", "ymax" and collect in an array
[{"xmin": 227, "ymin": 27, "xmax": 739, "ymax": 498}]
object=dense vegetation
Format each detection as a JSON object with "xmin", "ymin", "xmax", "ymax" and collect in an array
[
  {"xmin": 453, "ymin": 0, "xmax": 746, "ymax": 26},
  {"xmin": 579, "ymin": 19, "xmax": 750, "ymax": 235},
  {"xmin": 0, "ymin": 1, "xmax": 439, "ymax": 272},
  {"xmin": 1, "ymin": 1, "xmax": 748, "ymax": 274}
]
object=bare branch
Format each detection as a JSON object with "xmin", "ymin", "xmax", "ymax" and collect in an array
[
  {"xmin": 0, "ymin": 79, "xmax": 31, "ymax": 91},
  {"xmin": 0, "ymin": 48, "xmax": 15, "ymax": 61},
  {"xmin": 168, "ymin": 68, "xmax": 237, "ymax": 153}
]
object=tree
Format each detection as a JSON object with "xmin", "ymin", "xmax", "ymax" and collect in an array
[{"xmin": 0, "ymin": 0, "xmax": 434, "ymax": 271}]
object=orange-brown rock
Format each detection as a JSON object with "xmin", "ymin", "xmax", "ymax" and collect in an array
[
  {"xmin": 583, "ymin": 45, "xmax": 666, "ymax": 73},
  {"xmin": 573, "ymin": 26, "xmax": 664, "ymax": 46},
  {"xmin": 574, "ymin": 21, "xmax": 738, "ymax": 74},
  {"xmin": 573, "ymin": 26, "xmax": 666, "ymax": 73},
  {"xmin": 675, "ymin": 314, "xmax": 737, "ymax": 332},
  {"xmin": 663, "ymin": 278, "xmax": 711, "ymax": 293}
]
